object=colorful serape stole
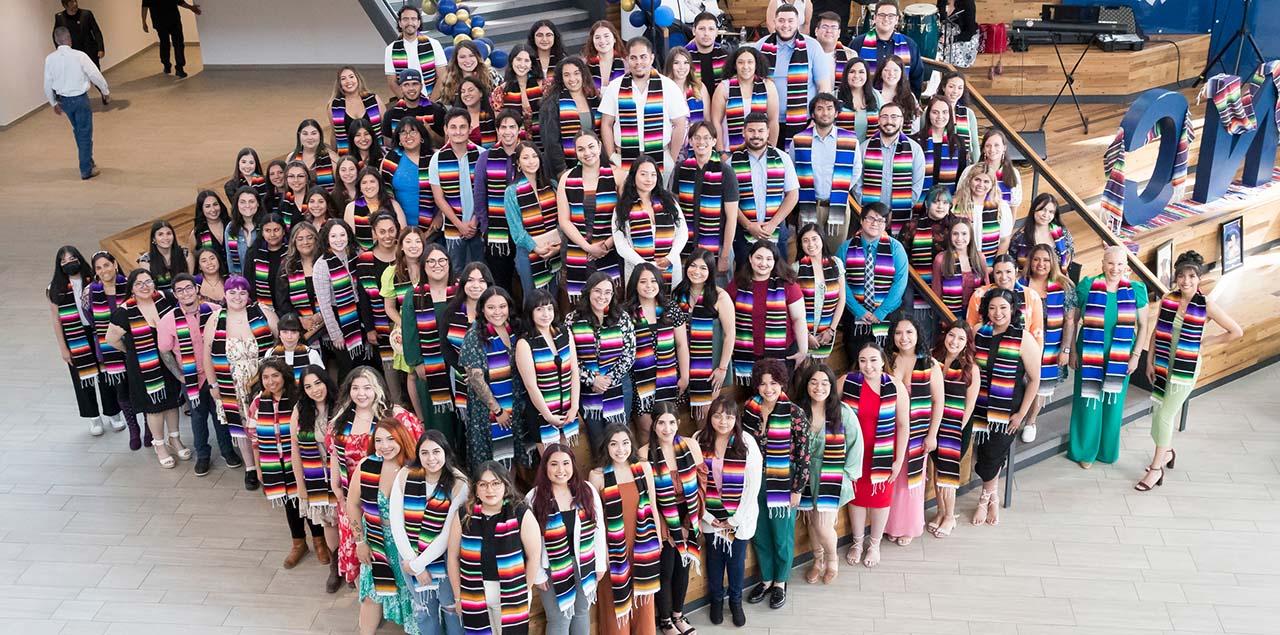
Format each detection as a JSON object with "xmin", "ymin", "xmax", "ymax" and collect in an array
[
  {"xmin": 433, "ymin": 144, "xmax": 481, "ymax": 245},
  {"xmin": 323, "ymin": 253, "xmax": 366, "ymax": 355},
  {"xmin": 627, "ymin": 199, "xmax": 677, "ymax": 284},
  {"xmin": 380, "ymin": 149, "xmax": 435, "ymax": 228},
  {"xmin": 123, "ymin": 292, "xmax": 173, "ymax": 404},
  {"xmin": 355, "ymin": 251, "xmax": 395, "ymax": 363},
  {"xmin": 557, "ymin": 95, "xmax": 601, "ymax": 171},
  {"xmin": 458, "ymin": 502, "xmax": 530, "ymax": 635},
  {"xmin": 1029, "ymin": 278, "xmax": 1066, "ymax": 396},
  {"xmin": 570, "ymin": 316, "xmax": 628, "ymax": 425},
  {"xmin": 296, "ymin": 424, "xmax": 334, "ymax": 511},
  {"xmin": 731, "ymin": 147, "xmax": 786, "ymax": 243},
  {"xmin": 89, "ymin": 277, "xmax": 127, "ymax": 384},
  {"xmin": 906, "ymin": 358, "xmax": 934, "ymax": 489},
  {"xmin": 813, "ymin": 423, "xmax": 847, "ymax": 512},
  {"xmin": 412, "ymin": 286, "xmax": 453, "ymax": 413},
  {"xmin": 724, "ymin": 77, "xmax": 768, "ymax": 151},
  {"xmin": 530, "ymin": 328, "xmax": 578, "ymax": 446},
  {"xmin": 759, "ymin": 33, "xmax": 810, "ymax": 136},
  {"xmin": 501, "ymin": 80, "xmax": 544, "ymax": 145},
  {"xmin": 934, "ymin": 362, "xmax": 967, "ymax": 489},
  {"xmin": 702, "ymin": 452, "xmax": 746, "ymax": 544},
  {"xmin": 563, "ymin": 165, "xmax": 620, "ymax": 299},
  {"xmin": 482, "ymin": 146, "xmax": 514, "ymax": 256},
  {"xmin": 651, "ymin": 436, "xmax": 702, "ymax": 567},
  {"xmin": 616, "ymin": 70, "xmax": 667, "ymax": 174},
  {"xmin": 632, "ymin": 305, "xmax": 679, "ymax": 410},
  {"xmin": 285, "ymin": 269, "xmax": 317, "ymax": 318},
  {"xmin": 172, "ymin": 303, "xmax": 212, "ymax": 406},
  {"xmin": 1151, "ymin": 291, "xmax": 1207, "ymax": 403},
  {"xmin": 685, "ymin": 41, "xmax": 727, "ymax": 87},
  {"xmin": 482, "ymin": 324, "xmax": 516, "ymax": 460},
  {"xmin": 797, "ymin": 255, "xmax": 840, "ymax": 359},
  {"xmin": 792, "ymin": 126, "xmax": 859, "ymax": 233},
  {"xmin": 860, "ymin": 132, "xmax": 917, "ymax": 233},
  {"xmin": 357, "ymin": 455, "xmax": 395, "ymax": 596},
  {"xmin": 1079, "ymin": 278, "xmax": 1136, "ymax": 402},
  {"xmin": 53, "ymin": 281, "xmax": 98, "ymax": 387},
  {"xmin": 390, "ymin": 35, "xmax": 439, "ymax": 95},
  {"xmin": 446, "ymin": 306, "xmax": 473, "ymax": 416},
  {"xmin": 210, "ymin": 305, "xmax": 273, "ymax": 436},
  {"xmin": 731, "ymin": 280, "xmax": 789, "ymax": 382},
  {"xmin": 675, "ymin": 153, "xmax": 726, "ymax": 257},
  {"xmin": 253, "ymin": 394, "xmax": 296, "ymax": 504},
  {"xmin": 678, "ymin": 291, "xmax": 718, "ymax": 409},
  {"xmin": 601, "ymin": 462, "xmax": 662, "ymax": 623},
  {"xmin": 589, "ymin": 55, "xmax": 626, "ymax": 89},
  {"xmin": 331, "ymin": 93, "xmax": 383, "ymax": 156},
  {"xmin": 742, "ymin": 394, "xmax": 796, "ymax": 511},
  {"xmin": 540, "ymin": 502, "xmax": 598, "ymax": 616},
  {"xmin": 921, "ymin": 135, "xmax": 961, "ymax": 195},
  {"xmin": 513, "ymin": 174, "xmax": 562, "ymax": 290},
  {"xmin": 844, "ymin": 233, "xmax": 895, "ymax": 340},
  {"xmin": 350, "ymin": 197, "xmax": 375, "ymax": 251},
  {"xmin": 908, "ymin": 216, "xmax": 942, "ymax": 310},
  {"xmin": 858, "ymin": 31, "xmax": 912, "ymax": 76},
  {"xmin": 250, "ymin": 247, "xmax": 276, "ymax": 313},
  {"xmin": 978, "ymin": 197, "xmax": 1002, "ymax": 267},
  {"xmin": 400, "ymin": 468, "xmax": 453, "ymax": 585},
  {"xmin": 973, "ymin": 323, "xmax": 1023, "ymax": 439},
  {"xmin": 841, "ymin": 371, "xmax": 897, "ymax": 489}
]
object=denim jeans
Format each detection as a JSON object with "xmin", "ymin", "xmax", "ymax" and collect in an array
[
  {"xmin": 538, "ymin": 577, "xmax": 591, "ymax": 635},
  {"xmin": 447, "ymin": 234, "xmax": 484, "ymax": 270},
  {"xmin": 733, "ymin": 223, "xmax": 791, "ymax": 271},
  {"xmin": 59, "ymin": 94, "xmax": 94, "ymax": 178},
  {"xmin": 514, "ymin": 244, "xmax": 559, "ymax": 300},
  {"xmin": 190, "ymin": 384, "xmax": 236, "ymax": 461},
  {"xmin": 704, "ymin": 535, "xmax": 748, "ymax": 603},
  {"xmin": 411, "ymin": 580, "xmax": 464, "ymax": 635}
]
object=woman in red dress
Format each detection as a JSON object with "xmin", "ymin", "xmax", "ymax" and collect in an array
[
  {"xmin": 841, "ymin": 341, "xmax": 909, "ymax": 568},
  {"xmin": 326, "ymin": 366, "xmax": 423, "ymax": 584}
]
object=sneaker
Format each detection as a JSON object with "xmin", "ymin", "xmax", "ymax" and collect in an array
[
  {"xmin": 163, "ymin": 66, "xmax": 171, "ymax": 75},
  {"xmin": 109, "ymin": 412, "xmax": 126, "ymax": 432},
  {"xmin": 244, "ymin": 470, "xmax": 260, "ymax": 491},
  {"xmin": 194, "ymin": 458, "xmax": 211, "ymax": 477},
  {"xmin": 1021, "ymin": 424, "xmax": 1038, "ymax": 443},
  {"xmin": 88, "ymin": 416, "xmax": 105, "ymax": 436},
  {"xmin": 224, "ymin": 452, "xmax": 244, "ymax": 469}
]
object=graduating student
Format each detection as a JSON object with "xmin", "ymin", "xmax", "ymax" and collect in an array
[
  {"xmin": 753, "ymin": 3, "xmax": 834, "ymax": 141},
  {"xmin": 383, "ymin": 4, "xmax": 445, "ymax": 99},
  {"xmin": 788, "ymin": 93, "xmax": 861, "ymax": 252},
  {"xmin": 558, "ymin": 132, "xmax": 623, "ymax": 302},
  {"xmin": 730, "ymin": 113, "xmax": 800, "ymax": 265},
  {"xmin": 855, "ymin": 102, "xmax": 924, "ymax": 235},
  {"xmin": 853, "ymin": 0, "xmax": 924, "ymax": 91},
  {"xmin": 673, "ymin": 122, "xmax": 738, "ymax": 278},
  {"xmin": 836, "ymin": 203, "xmax": 909, "ymax": 353},
  {"xmin": 330, "ymin": 66, "xmax": 386, "ymax": 157},
  {"xmin": 600, "ymin": 37, "xmax": 690, "ymax": 176},
  {"xmin": 686, "ymin": 12, "xmax": 730, "ymax": 95}
]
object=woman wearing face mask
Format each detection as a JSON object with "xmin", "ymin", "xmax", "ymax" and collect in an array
[
  {"xmin": 330, "ymin": 66, "xmax": 386, "ymax": 157},
  {"xmin": 588, "ymin": 424, "xmax": 663, "ymax": 635},
  {"xmin": 390, "ymin": 430, "xmax": 470, "ymax": 635},
  {"xmin": 247, "ymin": 214, "xmax": 288, "ymax": 315},
  {"xmin": 836, "ymin": 58, "xmax": 882, "ymax": 142},
  {"xmin": 85, "ymin": 251, "xmax": 142, "ymax": 443},
  {"xmin": 49, "ymin": 246, "xmax": 118, "ymax": 437},
  {"xmin": 697, "ymin": 395, "xmax": 761, "ymax": 628},
  {"xmin": 793, "ymin": 223, "xmax": 846, "ymax": 361},
  {"xmin": 710, "ymin": 47, "xmax": 778, "ymax": 152},
  {"xmin": 1017, "ymin": 243, "xmax": 1078, "ymax": 444},
  {"xmin": 528, "ymin": 445, "xmax": 607, "ymax": 635},
  {"xmin": 460, "ymin": 287, "xmax": 531, "ymax": 467},
  {"xmin": 138, "ymin": 220, "xmax": 190, "ymax": 292},
  {"xmin": 932, "ymin": 217, "xmax": 986, "ymax": 323},
  {"xmin": 201, "ymin": 275, "xmax": 279, "ymax": 488},
  {"xmin": 927, "ymin": 321, "xmax": 980, "ymax": 538},
  {"xmin": 540, "ymin": 56, "xmax": 602, "ymax": 176},
  {"xmin": 223, "ymin": 147, "xmax": 269, "ymax": 204},
  {"xmin": 401, "ymin": 241, "xmax": 457, "ymax": 440},
  {"xmin": 290, "ymin": 365, "xmax": 344, "ymax": 592},
  {"xmin": 505, "ymin": 142, "xmax": 563, "ymax": 297},
  {"xmin": 727, "ymin": 241, "xmax": 808, "ymax": 383},
  {"xmin": 614, "ymin": 157, "xmax": 688, "ymax": 288},
  {"xmin": 640, "ymin": 403, "xmax": 703, "ymax": 635},
  {"xmin": 559, "ymin": 132, "xmax": 623, "ymax": 303},
  {"xmin": 446, "ymin": 461, "xmax": 542, "ymax": 635},
  {"xmin": 840, "ymin": 341, "xmax": 910, "ymax": 568},
  {"xmin": 1139, "ymin": 251, "xmax": 1243, "ymax": 492},
  {"xmin": 349, "ymin": 417, "xmax": 421, "ymax": 635},
  {"xmin": 328, "ymin": 368, "xmax": 424, "ymax": 587},
  {"xmin": 514, "ymin": 290, "xmax": 582, "ymax": 452},
  {"xmin": 1009, "ymin": 194, "xmax": 1075, "ymax": 275},
  {"xmin": 313, "ymin": 219, "xmax": 374, "ymax": 378},
  {"xmin": 794, "ymin": 361, "xmax": 860, "ymax": 585},
  {"xmin": 289, "ymin": 118, "xmax": 340, "ymax": 189},
  {"xmin": 673, "ymin": 249, "xmax": 736, "ymax": 421},
  {"xmin": 105, "ymin": 269, "xmax": 186, "ymax": 468},
  {"xmin": 625, "ymin": 264, "xmax": 689, "ymax": 442},
  {"xmin": 951, "ymin": 167, "xmax": 1011, "ymax": 268},
  {"xmin": 566, "ymin": 272, "xmax": 636, "ymax": 448},
  {"xmin": 191, "ymin": 190, "xmax": 231, "ymax": 272},
  {"xmin": 226, "ymin": 187, "xmax": 265, "ymax": 277},
  {"xmin": 882, "ymin": 315, "xmax": 943, "ymax": 547},
  {"xmin": 443, "ymin": 262, "xmax": 494, "ymax": 430}
]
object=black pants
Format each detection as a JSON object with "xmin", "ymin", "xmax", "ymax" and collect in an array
[
  {"xmin": 284, "ymin": 499, "xmax": 324, "ymax": 539},
  {"xmin": 69, "ymin": 364, "xmax": 121, "ymax": 419},
  {"xmin": 974, "ymin": 429, "xmax": 1015, "ymax": 482},
  {"xmin": 485, "ymin": 251, "xmax": 517, "ymax": 299},
  {"xmin": 155, "ymin": 21, "xmax": 186, "ymax": 71},
  {"xmin": 657, "ymin": 542, "xmax": 691, "ymax": 620}
]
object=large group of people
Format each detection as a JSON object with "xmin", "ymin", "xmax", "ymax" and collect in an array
[{"xmin": 45, "ymin": 2, "xmax": 1244, "ymax": 634}]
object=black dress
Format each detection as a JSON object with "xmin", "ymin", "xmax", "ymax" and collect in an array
[{"xmin": 109, "ymin": 296, "xmax": 183, "ymax": 414}]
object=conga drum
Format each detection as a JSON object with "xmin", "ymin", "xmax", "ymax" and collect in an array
[{"xmin": 903, "ymin": 3, "xmax": 940, "ymax": 60}]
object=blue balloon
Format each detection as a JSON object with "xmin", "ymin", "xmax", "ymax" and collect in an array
[
  {"xmin": 638, "ymin": 0, "xmax": 659, "ymax": 11},
  {"xmin": 444, "ymin": 46, "xmax": 455, "ymax": 59},
  {"xmin": 490, "ymin": 49, "xmax": 509, "ymax": 68},
  {"xmin": 654, "ymin": 5, "xmax": 675, "ymax": 27},
  {"xmin": 436, "ymin": 17, "xmax": 448, "ymax": 32},
  {"xmin": 475, "ymin": 40, "xmax": 491, "ymax": 59},
  {"xmin": 668, "ymin": 32, "xmax": 688, "ymax": 49},
  {"xmin": 438, "ymin": 0, "xmax": 457, "ymax": 14},
  {"xmin": 479, "ymin": 37, "xmax": 495, "ymax": 51},
  {"xmin": 629, "ymin": 10, "xmax": 648, "ymax": 27},
  {"xmin": 471, "ymin": 15, "xmax": 485, "ymax": 28}
]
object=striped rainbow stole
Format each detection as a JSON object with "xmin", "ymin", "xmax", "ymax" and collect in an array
[
  {"xmin": 675, "ymin": 153, "xmax": 726, "ymax": 256},
  {"xmin": 844, "ymin": 233, "xmax": 895, "ymax": 310},
  {"xmin": 296, "ymin": 425, "xmax": 334, "ymax": 509},
  {"xmin": 743, "ymin": 394, "xmax": 796, "ymax": 510},
  {"xmin": 859, "ymin": 31, "xmax": 912, "ymax": 76},
  {"xmin": 413, "ymin": 286, "xmax": 453, "ymax": 412},
  {"xmin": 250, "ymin": 247, "xmax": 276, "ymax": 313},
  {"xmin": 286, "ymin": 268, "xmax": 316, "ymax": 317},
  {"xmin": 797, "ymin": 255, "xmax": 840, "ymax": 357},
  {"xmin": 601, "ymin": 462, "xmax": 662, "ymax": 622},
  {"xmin": 934, "ymin": 362, "xmax": 968, "ymax": 489},
  {"xmin": 350, "ymin": 197, "xmax": 375, "ymax": 251},
  {"xmin": 400, "ymin": 468, "xmax": 452, "ymax": 582},
  {"xmin": 841, "ymin": 371, "xmax": 898, "ymax": 487},
  {"xmin": 978, "ymin": 197, "xmax": 1002, "ymax": 267},
  {"xmin": 1152, "ymin": 291, "xmax": 1207, "ymax": 403},
  {"xmin": 172, "ymin": 303, "xmax": 210, "ymax": 406},
  {"xmin": 731, "ymin": 279, "xmax": 789, "ymax": 381},
  {"xmin": 513, "ymin": 174, "xmax": 561, "ymax": 290},
  {"xmin": 390, "ymin": 35, "xmax": 438, "ymax": 94},
  {"xmin": 922, "ymin": 135, "xmax": 960, "ymax": 194},
  {"xmin": 254, "ymin": 394, "xmax": 296, "ymax": 503},
  {"xmin": 974, "ymin": 323, "xmax": 1023, "ymax": 438},
  {"xmin": 557, "ymin": 95, "xmax": 600, "ymax": 170},
  {"xmin": 588, "ymin": 55, "xmax": 626, "ymax": 89},
  {"xmin": 323, "ymin": 253, "xmax": 365, "ymax": 354},
  {"xmin": 434, "ymin": 144, "xmax": 481, "ymax": 242},
  {"xmin": 482, "ymin": 323, "xmax": 515, "ymax": 446},
  {"xmin": 626, "ymin": 198, "xmax": 676, "ymax": 284},
  {"xmin": 459, "ymin": 502, "xmax": 529, "ymax": 635},
  {"xmin": 651, "ymin": 437, "xmax": 702, "ymax": 566},
  {"xmin": 124, "ymin": 293, "xmax": 171, "ymax": 404},
  {"xmin": 1032, "ymin": 278, "xmax": 1066, "ymax": 395},
  {"xmin": 530, "ymin": 328, "xmax": 578, "ymax": 445},
  {"xmin": 54, "ymin": 281, "xmax": 98, "ymax": 387},
  {"xmin": 563, "ymin": 165, "xmax": 620, "ymax": 299},
  {"xmin": 685, "ymin": 42, "xmax": 727, "ymax": 86},
  {"xmin": 616, "ymin": 71, "xmax": 667, "ymax": 174},
  {"xmin": 570, "ymin": 316, "xmax": 627, "ymax": 424},
  {"xmin": 631, "ymin": 305, "xmax": 679, "ymax": 410},
  {"xmin": 703, "ymin": 453, "xmax": 747, "ymax": 520},
  {"xmin": 381, "ymin": 149, "xmax": 435, "ymax": 228},
  {"xmin": 1079, "ymin": 277, "xmax": 1136, "ymax": 401},
  {"xmin": 906, "ymin": 358, "xmax": 933, "ymax": 489},
  {"xmin": 793, "ymin": 126, "xmax": 860, "ymax": 228},
  {"xmin": 759, "ymin": 33, "xmax": 810, "ymax": 130},
  {"xmin": 678, "ymin": 292, "xmax": 717, "ymax": 407},
  {"xmin": 355, "ymin": 250, "xmax": 395, "ymax": 363},
  {"xmin": 540, "ymin": 501, "xmax": 597, "ymax": 615},
  {"xmin": 90, "ymin": 278, "xmax": 127, "ymax": 383},
  {"xmin": 724, "ymin": 77, "xmax": 769, "ymax": 151},
  {"xmin": 860, "ymin": 133, "xmax": 916, "ymax": 232},
  {"xmin": 731, "ymin": 147, "xmax": 786, "ymax": 242},
  {"xmin": 482, "ymin": 146, "xmax": 514, "ymax": 255},
  {"xmin": 815, "ymin": 424, "xmax": 847, "ymax": 512}
]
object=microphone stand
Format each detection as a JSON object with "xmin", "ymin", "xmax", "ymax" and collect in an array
[{"xmin": 1194, "ymin": 0, "xmax": 1263, "ymax": 86}]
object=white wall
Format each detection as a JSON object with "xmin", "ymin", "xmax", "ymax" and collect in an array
[
  {"xmin": 0, "ymin": 0, "xmax": 199, "ymax": 125},
  {"xmin": 196, "ymin": 0, "xmax": 385, "ymax": 67}
]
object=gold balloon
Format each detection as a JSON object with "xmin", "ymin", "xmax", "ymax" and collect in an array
[
  {"xmin": 471, "ymin": 27, "xmax": 485, "ymax": 38},
  {"xmin": 456, "ymin": 9, "xmax": 470, "ymax": 21},
  {"xmin": 454, "ymin": 33, "xmax": 472, "ymax": 45},
  {"xmin": 443, "ymin": 13, "xmax": 458, "ymax": 25},
  {"xmin": 422, "ymin": 1, "xmax": 437, "ymax": 15},
  {"xmin": 621, "ymin": 0, "xmax": 635, "ymax": 11}
]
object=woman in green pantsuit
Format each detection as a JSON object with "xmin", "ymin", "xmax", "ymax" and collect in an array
[
  {"xmin": 1135, "ymin": 251, "xmax": 1242, "ymax": 491},
  {"xmin": 1068, "ymin": 246, "xmax": 1149, "ymax": 468}
]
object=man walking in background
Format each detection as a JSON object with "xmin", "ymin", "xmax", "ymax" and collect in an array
[
  {"xmin": 54, "ymin": 0, "xmax": 107, "ymax": 104},
  {"xmin": 46, "ymin": 27, "xmax": 110, "ymax": 180},
  {"xmin": 141, "ymin": 0, "xmax": 202, "ymax": 78}
]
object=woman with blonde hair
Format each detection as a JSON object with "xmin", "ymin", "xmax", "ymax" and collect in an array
[
  {"xmin": 951, "ymin": 166, "xmax": 1012, "ymax": 267},
  {"xmin": 665, "ymin": 47, "xmax": 709, "ymax": 126},
  {"xmin": 330, "ymin": 66, "xmax": 386, "ymax": 157}
]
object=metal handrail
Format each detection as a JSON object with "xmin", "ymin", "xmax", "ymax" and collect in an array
[{"xmin": 923, "ymin": 59, "xmax": 1170, "ymax": 298}]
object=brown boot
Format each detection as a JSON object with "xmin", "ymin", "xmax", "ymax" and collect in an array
[
  {"xmin": 313, "ymin": 536, "xmax": 331, "ymax": 564},
  {"xmin": 283, "ymin": 538, "xmax": 308, "ymax": 569},
  {"xmin": 325, "ymin": 550, "xmax": 342, "ymax": 594}
]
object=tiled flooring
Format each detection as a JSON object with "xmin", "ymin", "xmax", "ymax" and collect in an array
[{"xmin": 3, "ymin": 48, "xmax": 1277, "ymax": 635}]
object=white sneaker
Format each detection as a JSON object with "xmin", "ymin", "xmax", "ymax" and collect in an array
[
  {"xmin": 88, "ymin": 416, "xmax": 105, "ymax": 436},
  {"xmin": 1020, "ymin": 424, "xmax": 1037, "ymax": 443},
  {"xmin": 109, "ymin": 412, "xmax": 127, "ymax": 432}
]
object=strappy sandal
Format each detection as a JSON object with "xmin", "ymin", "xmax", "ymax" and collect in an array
[
  {"xmin": 895, "ymin": 536, "xmax": 913, "ymax": 547},
  {"xmin": 1134, "ymin": 467, "xmax": 1164, "ymax": 492},
  {"xmin": 1165, "ymin": 449, "xmax": 1177, "ymax": 469},
  {"xmin": 152, "ymin": 440, "xmax": 175, "ymax": 469},
  {"xmin": 822, "ymin": 560, "xmax": 838, "ymax": 584},
  {"xmin": 673, "ymin": 615, "xmax": 697, "ymax": 635},
  {"xmin": 167, "ymin": 432, "xmax": 193, "ymax": 460},
  {"xmin": 926, "ymin": 518, "xmax": 941, "ymax": 535},
  {"xmin": 863, "ymin": 536, "xmax": 882, "ymax": 568},
  {"xmin": 846, "ymin": 535, "xmax": 864, "ymax": 565},
  {"xmin": 805, "ymin": 547, "xmax": 824, "ymax": 584},
  {"xmin": 659, "ymin": 617, "xmax": 679, "ymax": 635},
  {"xmin": 934, "ymin": 515, "xmax": 957, "ymax": 538},
  {"xmin": 971, "ymin": 490, "xmax": 994, "ymax": 525}
]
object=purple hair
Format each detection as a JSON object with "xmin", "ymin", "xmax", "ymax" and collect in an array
[{"xmin": 224, "ymin": 274, "xmax": 251, "ymax": 292}]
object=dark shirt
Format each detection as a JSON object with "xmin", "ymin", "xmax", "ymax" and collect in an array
[
  {"xmin": 143, "ymin": 0, "xmax": 182, "ymax": 26},
  {"xmin": 689, "ymin": 46, "xmax": 725, "ymax": 96},
  {"xmin": 54, "ymin": 9, "xmax": 104, "ymax": 55},
  {"xmin": 938, "ymin": 0, "xmax": 979, "ymax": 42}
]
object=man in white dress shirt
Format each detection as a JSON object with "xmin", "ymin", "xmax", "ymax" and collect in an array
[
  {"xmin": 46, "ymin": 27, "xmax": 110, "ymax": 180},
  {"xmin": 600, "ymin": 37, "xmax": 690, "ymax": 177}
]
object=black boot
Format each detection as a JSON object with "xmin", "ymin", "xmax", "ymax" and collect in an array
[
  {"xmin": 244, "ymin": 470, "xmax": 260, "ymax": 491},
  {"xmin": 325, "ymin": 550, "xmax": 341, "ymax": 593},
  {"xmin": 709, "ymin": 598, "xmax": 724, "ymax": 625},
  {"xmin": 730, "ymin": 600, "xmax": 746, "ymax": 627}
]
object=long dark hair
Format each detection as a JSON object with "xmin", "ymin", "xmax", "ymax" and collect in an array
[
  {"xmin": 319, "ymin": 218, "xmax": 358, "ymax": 260},
  {"xmin": 596, "ymin": 422, "xmax": 639, "ymax": 468},
  {"xmin": 875, "ymin": 54, "xmax": 918, "ymax": 123},
  {"xmin": 347, "ymin": 118, "xmax": 384, "ymax": 166},
  {"xmin": 624, "ymin": 262, "xmax": 674, "ymax": 316},
  {"xmin": 296, "ymin": 365, "xmax": 337, "ymax": 434},
  {"xmin": 646, "ymin": 402, "xmax": 682, "ymax": 464},
  {"xmin": 410, "ymin": 429, "xmax": 462, "ymax": 501},
  {"xmin": 979, "ymin": 286, "xmax": 1022, "ymax": 327},
  {"xmin": 793, "ymin": 360, "xmax": 843, "ymax": 434},
  {"xmin": 726, "ymin": 45, "xmax": 769, "ymax": 81},
  {"xmin": 147, "ymin": 220, "xmax": 189, "ymax": 284},
  {"xmin": 531, "ymin": 443, "xmax": 596, "ymax": 524},
  {"xmin": 527, "ymin": 20, "xmax": 565, "ymax": 68},
  {"xmin": 733, "ymin": 240, "xmax": 794, "ymax": 289},
  {"xmin": 446, "ymin": 261, "xmax": 494, "ymax": 321},
  {"xmin": 230, "ymin": 186, "xmax": 265, "ymax": 236},
  {"xmin": 884, "ymin": 313, "xmax": 929, "ymax": 375},
  {"xmin": 979, "ymin": 128, "xmax": 1018, "ymax": 189},
  {"xmin": 511, "ymin": 141, "xmax": 550, "ymax": 189},
  {"xmin": 356, "ymin": 166, "xmax": 396, "ymax": 210},
  {"xmin": 548, "ymin": 55, "xmax": 599, "ymax": 100},
  {"xmin": 252, "ymin": 357, "xmax": 298, "ymax": 403},
  {"xmin": 250, "ymin": 214, "xmax": 288, "ymax": 252},
  {"xmin": 696, "ymin": 394, "xmax": 746, "ymax": 460},
  {"xmin": 575, "ymin": 271, "xmax": 623, "ymax": 328},
  {"xmin": 466, "ymin": 460, "xmax": 522, "ymax": 519},
  {"xmin": 292, "ymin": 118, "xmax": 333, "ymax": 157},
  {"xmin": 193, "ymin": 190, "xmax": 231, "ymax": 239},
  {"xmin": 838, "ymin": 57, "xmax": 877, "ymax": 111},
  {"xmin": 616, "ymin": 156, "xmax": 680, "ymax": 234},
  {"xmin": 520, "ymin": 288, "xmax": 560, "ymax": 339},
  {"xmin": 914, "ymin": 96, "xmax": 961, "ymax": 155},
  {"xmin": 932, "ymin": 320, "xmax": 976, "ymax": 384},
  {"xmin": 474, "ymin": 286, "xmax": 518, "ymax": 334},
  {"xmin": 47, "ymin": 245, "xmax": 91, "ymax": 301},
  {"xmin": 672, "ymin": 248, "xmax": 720, "ymax": 312},
  {"xmin": 229, "ymin": 147, "xmax": 263, "ymax": 186},
  {"xmin": 1018, "ymin": 193, "xmax": 1065, "ymax": 249},
  {"xmin": 503, "ymin": 43, "xmax": 545, "ymax": 86}
]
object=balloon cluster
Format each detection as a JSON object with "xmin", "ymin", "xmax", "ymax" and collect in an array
[
  {"xmin": 612, "ymin": 0, "xmax": 677, "ymax": 30},
  {"xmin": 425, "ymin": 0, "xmax": 507, "ymax": 68}
]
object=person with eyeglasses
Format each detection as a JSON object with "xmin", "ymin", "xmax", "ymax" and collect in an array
[
  {"xmin": 836, "ymin": 202, "xmax": 909, "ymax": 357},
  {"xmin": 853, "ymin": 0, "xmax": 924, "ymax": 93},
  {"xmin": 855, "ymin": 102, "xmax": 924, "ymax": 235},
  {"xmin": 812, "ymin": 12, "xmax": 858, "ymax": 89}
]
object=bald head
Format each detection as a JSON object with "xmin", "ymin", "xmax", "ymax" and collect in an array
[{"xmin": 54, "ymin": 26, "xmax": 72, "ymax": 46}]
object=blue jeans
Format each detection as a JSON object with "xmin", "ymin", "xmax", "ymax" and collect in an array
[
  {"xmin": 190, "ymin": 384, "xmax": 236, "ymax": 461},
  {"xmin": 59, "ymin": 94, "xmax": 94, "ymax": 177},
  {"xmin": 733, "ymin": 223, "xmax": 791, "ymax": 271},
  {"xmin": 514, "ymin": 244, "xmax": 560, "ymax": 299},
  {"xmin": 538, "ymin": 577, "xmax": 592, "ymax": 635},
  {"xmin": 447, "ymin": 234, "xmax": 484, "ymax": 270},
  {"xmin": 704, "ymin": 535, "xmax": 748, "ymax": 603},
  {"xmin": 411, "ymin": 581, "xmax": 464, "ymax": 635}
]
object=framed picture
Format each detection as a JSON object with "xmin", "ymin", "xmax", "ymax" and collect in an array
[
  {"xmin": 1155, "ymin": 239, "xmax": 1174, "ymax": 288},
  {"xmin": 1220, "ymin": 216, "xmax": 1244, "ymax": 274}
]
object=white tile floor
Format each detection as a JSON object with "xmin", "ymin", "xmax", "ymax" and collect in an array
[{"xmin": 4, "ymin": 47, "xmax": 1278, "ymax": 635}]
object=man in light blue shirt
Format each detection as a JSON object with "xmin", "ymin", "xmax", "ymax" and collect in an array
[
  {"xmin": 429, "ymin": 108, "xmax": 481, "ymax": 265},
  {"xmin": 753, "ymin": 3, "xmax": 834, "ymax": 141},
  {"xmin": 835, "ymin": 202, "xmax": 908, "ymax": 357},
  {"xmin": 786, "ymin": 93, "xmax": 862, "ymax": 251},
  {"xmin": 853, "ymin": 102, "xmax": 925, "ymax": 234},
  {"xmin": 732, "ymin": 113, "xmax": 800, "ymax": 267}
]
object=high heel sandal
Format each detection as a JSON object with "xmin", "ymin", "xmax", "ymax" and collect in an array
[
  {"xmin": 1134, "ymin": 467, "xmax": 1164, "ymax": 491},
  {"xmin": 972, "ymin": 490, "xmax": 994, "ymax": 525},
  {"xmin": 659, "ymin": 617, "xmax": 679, "ymax": 635},
  {"xmin": 863, "ymin": 536, "xmax": 882, "ymax": 568},
  {"xmin": 167, "ymin": 432, "xmax": 193, "ymax": 460},
  {"xmin": 152, "ymin": 440, "xmax": 175, "ymax": 469},
  {"xmin": 806, "ymin": 547, "xmax": 825, "ymax": 584},
  {"xmin": 822, "ymin": 558, "xmax": 839, "ymax": 584},
  {"xmin": 846, "ymin": 535, "xmax": 864, "ymax": 566},
  {"xmin": 934, "ymin": 515, "xmax": 957, "ymax": 538},
  {"xmin": 1165, "ymin": 449, "xmax": 1177, "ymax": 470}
]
